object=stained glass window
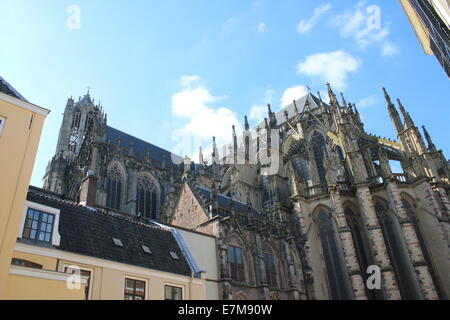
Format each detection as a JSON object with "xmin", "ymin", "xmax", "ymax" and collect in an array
[
  {"xmin": 318, "ymin": 210, "xmax": 351, "ymax": 299},
  {"xmin": 291, "ymin": 157, "xmax": 310, "ymax": 186},
  {"xmin": 374, "ymin": 201, "xmax": 421, "ymax": 300},
  {"xmin": 228, "ymin": 246, "xmax": 245, "ymax": 282},
  {"xmin": 263, "ymin": 252, "xmax": 278, "ymax": 287},
  {"xmin": 106, "ymin": 165, "xmax": 123, "ymax": 210},
  {"xmin": 311, "ymin": 132, "xmax": 327, "ymax": 186},
  {"xmin": 136, "ymin": 175, "xmax": 158, "ymax": 219}
]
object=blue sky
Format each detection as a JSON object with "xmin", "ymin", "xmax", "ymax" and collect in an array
[{"xmin": 0, "ymin": 0, "xmax": 448, "ymax": 187}]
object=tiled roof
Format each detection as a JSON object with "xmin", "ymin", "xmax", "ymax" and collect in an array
[
  {"xmin": 196, "ymin": 186, "xmax": 262, "ymax": 218},
  {"xmin": 106, "ymin": 126, "xmax": 183, "ymax": 168},
  {"xmin": 25, "ymin": 187, "xmax": 192, "ymax": 277},
  {"xmin": 0, "ymin": 76, "xmax": 28, "ymax": 102}
]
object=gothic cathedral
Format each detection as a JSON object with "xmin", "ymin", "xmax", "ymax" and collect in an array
[{"xmin": 44, "ymin": 84, "xmax": 450, "ymax": 300}]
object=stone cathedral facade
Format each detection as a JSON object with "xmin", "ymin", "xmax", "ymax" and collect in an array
[{"xmin": 44, "ymin": 85, "xmax": 450, "ymax": 300}]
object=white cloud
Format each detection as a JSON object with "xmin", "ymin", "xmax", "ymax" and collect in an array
[
  {"xmin": 249, "ymin": 105, "xmax": 267, "ymax": 123},
  {"xmin": 171, "ymin": 75, "xmax": 242, "ymax": 158},
  {"xmin": 297, "ymin": 50, "xmax": 362, "ymax": 90},
  {"xmin": 249, "ymin": 87, "xmax": 274, "ymax": 123},
  {"xmin": 281, "ymin": 85, "xmax": 309, "ymax": 107},
  {"xmin": 381, "ymin": 41, "xmax": 399, "ymax": 56},
  {"xmin": 356, "ymin": 95, "xmax": 378, "ymax": 108},
  {"xmin": 330, "ymin": 1, "xmax": 399, "ymax": 55},
  {"xmin": 297, "ymin": 3, "xmax": 332, "ymax": 34},
  {"xmin": 258, "ymin": 22, "xmax": 267, "ymax": 33}
]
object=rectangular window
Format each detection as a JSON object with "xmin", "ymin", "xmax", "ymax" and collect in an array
[
  {"xmin": 124, "ymin": 278, "xmax": 146, "ymax": 300},
  {"xmin": 165, "ymin": 285, "xmax": 182, "ymax": 300},
  {"xmin": 0, "ymin": 116, "xmax": 5, "ymax": 136},
  {"xmin": 65, "ymin": 267, "xmax": 92, "ymax": 300},
  {"xmin": 228, "ymin": 246, "xmax": 245, "ymax": 282},
  {"xmin": 22, "ymin": 208, "xmax": 54, "ymax": 243}
]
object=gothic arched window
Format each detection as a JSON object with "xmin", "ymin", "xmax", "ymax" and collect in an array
[
  {"xmin": 318, "ymin": 210, "xmax": 351, "ymax": 300},
  {"xmin": 344, "ymin": 206, "xmax": 377, "ymax": 299},
  {"xmin": 106, "ymin": 165, "xmax": 123, "ymax": 210},
  {"xmin": 401, "ymin": 197, "xmax": 441, "ymax": 298},
  {"xmin": 263, "ymin": 251, "xmax": 278, "ymax": 288},
  {"xmin": 72, "ymin": 109, "xmax": 81, "ymax": 129},
  {"xmin": 291, "ymin": 157, "xmax": 310, "ymax": 186},
  {"xmin": 136, "ymin": 175, "xmax": 158, "ymax": 219},
  {"xmin": 311, "ymin": 132, "xmax": 327, "ymax": 186},
  {"xmin": 374, "ymin": 200, "xmax": 421, "ymax": 300},
  {"xmin": 228, "ymin": 245, "xmax": 245, "ymax": 283},
  {"xmin": 261, "ymin": 175, "xmax": 274, "ymax": 211}
]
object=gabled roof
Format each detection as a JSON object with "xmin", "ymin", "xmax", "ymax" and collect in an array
[
  {"xmin": 25, "ymin": 187, "xmax": 193, "ymax": 277},
  {"xmin": 106, "ymin": 126, "xmax": 183, "ymax": 168},
  {"xmin": 0, "ymin": 76, "xmax": 28, "ymax": 102},
  {"xmin": 196, "ymin": 186, "xmax": 262, "ymax": 218}
]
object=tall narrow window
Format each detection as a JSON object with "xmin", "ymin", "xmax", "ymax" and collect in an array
[
  {"xmin": 311, "ymin": 132, "xmax": 327, "ymax": 188},
  {"xmin": 261, "ymin": 175, "xmax": 274, "ymax": 211},
  {"xmin": 344, "ymin": 207, "xmax": 377, "ymax": 300},
  {"xmin": 402, "ymin": 198, "xmax": 442, "ymax": 298},
  {"xmin": 71, "ymin": 109, "xmax": 81, "ymax": 129},
  {"xmin": 263, "ymin": 252, "xmax": 278, "ymax": 287},
  {"xmin": 228, "ymin": 246, "xmax": 245, "ymax": 282},
  {"xmin": 374, "ymin": 201, "xmax": 421, "ymax": 300},
  {"xmin": 291, "ymin": 157, "xmax": 310, "ymax": 186},
  {"xmin": 318, "ymin": 210, "xmax": 351, "ymax": 300},
  {"xmin": 22, "ymin": 208, "xmax": 54, "ymax": 244},
  {"xmin": 124, "ymin": 278, "xmax": 146, "ymax": 300},
  {"xmin": 106, "ymin": 165, "xmax": 123, "ymax": 210},
  {"xmin": 136, "ymin": 175, "xmax": 158, "ymax": 219}
]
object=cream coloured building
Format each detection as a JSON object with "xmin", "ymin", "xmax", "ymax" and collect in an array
[{"xmin": 0, "ymin": 77, "xmax": 50, "ymax": 299}]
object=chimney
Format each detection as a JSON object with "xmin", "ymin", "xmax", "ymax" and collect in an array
[{"xmin": 79, "ymin": 170, "xmax": 98, "ymax": 207}]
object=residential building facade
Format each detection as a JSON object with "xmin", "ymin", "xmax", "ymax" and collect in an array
[{"xmin": 0, "ymin": 77, "xmax": 50, "ymax": 299}]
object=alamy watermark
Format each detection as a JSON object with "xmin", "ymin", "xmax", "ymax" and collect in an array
[{"xmin": 67, "ymin": 5, "xmax": 81, "ymax": 30}]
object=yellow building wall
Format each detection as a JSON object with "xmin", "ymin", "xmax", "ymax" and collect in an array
[
  {"xmin": 4, "ymin": 274, "xmax": 85, "ymax": 300},
  {"xmin": 7, "ymin": 244, "xmax": 207, "ymax": 300},
  {"xmin": 0, "ymin": 94, "xmax": 49, "ymax": 299}
]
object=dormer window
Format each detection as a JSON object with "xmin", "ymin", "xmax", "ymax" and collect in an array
[
  {"xmin": 112, "ymin": 238, "xmax": 124, "ymax": 247},
  {"xmin": 19, "ymin": 201, "xmax": 61, "ymax": 246},
  {"xmin": 169, "ymin": 251, "xmax": 179, "ymax": 260},
  {"xmin": 141, "ymin": 245, "xmax": 152, "ymax": 254}
]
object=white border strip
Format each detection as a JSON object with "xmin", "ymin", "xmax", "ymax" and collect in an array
[
  {"xmin": 9, "ymin": 265, "xmax": 88, "ymax": 284},
  {"xmin": 0, "ymin": 92, "xmax": 50, "ymax": 116}
]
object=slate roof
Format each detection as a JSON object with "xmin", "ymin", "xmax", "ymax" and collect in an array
[
  {"xmin": 196, "ymin": 186, "xmax": 262, "ymax": 218},
  {"xmin": 25, "ymin": 187, "xmax": 193, "ymax": 277},
  {"xmin": 0, "ymin": 76, "xmax": 28, "ymax": 102},
  {"xmin": 106, "ymin": 126, "xmax": 183, "ymax": 168}
]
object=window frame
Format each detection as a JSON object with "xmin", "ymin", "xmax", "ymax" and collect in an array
[
  {"xmin": 0, "ymin": 116, "xmax": 5, "ymax": 136},
  {"xmin": 164, "ymin": 284, "xmax": 184, "ymax": 300},
  {"xmin": 18, "ymin": 201, "xmax": 61, "ymax": 246},
  {"xmin": 228, "ymin": 245, "xmax": 245, "ymax": 283},
  {"xmin": 63, "ymin": 264, "xmax": 95, "ymax": 300},
  {"xmin": 123, "ymin": 276, "xmax": 148, "ymax": 300}
]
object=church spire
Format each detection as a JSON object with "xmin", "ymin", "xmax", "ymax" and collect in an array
[
  {"xmin": 383, "ymin": 87, "xmax": 404, "ymax": 134},
  {"xmin": 244, "ymin": 115, "xmax": 249, "ymax": 131},
  {"xmin": 397, "ymin": 98, "xmax": 415, "ymax": 128},
  {"xmin": 199, "ymin": 146, "xmax": 204, "ymax": 165},
  {"xmin": 327, "ymin": 83, "xmax": 339, "ymax": 107},
  {"xmin": 293, "ymin": 100, "xmax": 299, "ymax": 114},
  {"xmin": 422, "ymin": 126, "xmax": 437, "ymax": 152},
  {"xmin": 232, "ymin": 125, "xmax": 238, "ymax": 165},
  {"xmin": 340, "ymin": 92, "xmax": 348, "ymax": 108}
]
